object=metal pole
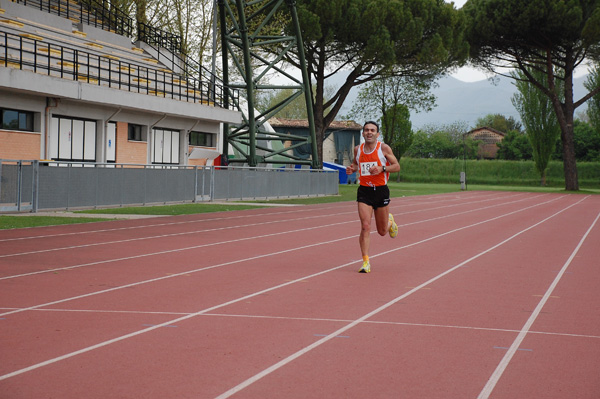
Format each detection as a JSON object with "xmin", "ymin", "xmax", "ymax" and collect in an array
[
  {"xmin": 16, "ymin": 161, "xmax": 22, "ymax": 211},
  {"xmin": 0, "ymin": 161, "xmax": 3, "ymax": 209},
  {"xmin": 462, "ymin": 134, "xmax": 467, "ymax": 191},
  {"xmin": 218, "ymin": 0, "xmax": 229, "ymax": 161},
  {"xmin": 210, "ymin": 0, "xmax": 217, "ymax": 103},
  {"xmin": 66, "ymin": 162, "xmax": 71, "ymax": 210},
  {"xmin": 95, "ymin": 164, "xmax": 99, "ymax": 209},
  {"xmin": 143, "ymin": 164, "xmax": 147, "ymax": 205},
  {"xmin": 234, "ymin": 0, "xmax": 257, "ymax": 166},
  {"xmin": 194, "ymin": 165, "xmax": 198, "ymax": 202},
  {"xmin": 210, "ymin": 165, "xmax": 215, "ymax": 201},
  {"xmin": 120, "ymin": 163, "xmax": 124, "ymax": 207},
  {"xmin": 32, "ymin": 160, "xmax": 39, "ymax": 212},
  {"xmin": 287, "ymin": 0, "xmax": 318, "ymax": 168}
]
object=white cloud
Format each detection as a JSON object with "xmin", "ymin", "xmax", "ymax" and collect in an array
[{"xmin": 451, "ymin": 67, "xmax": 488, "ymax": 82}]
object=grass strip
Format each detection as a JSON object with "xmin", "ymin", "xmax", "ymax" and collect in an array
[
  {"xmin": 0, "ymin": 216, "xmax": 114, "ymax": 230},
  {"xmin": 77, "ymin": 203, "xmax": 264, "ymax": 216},
  {"xmin": 2, "ymin": 182, "xmax": 597, "ymax": 230}
]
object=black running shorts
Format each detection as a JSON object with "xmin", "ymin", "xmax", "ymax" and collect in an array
[{"xmin": 356, "ymin": 185, "xmax": 390, "ymax": 210}]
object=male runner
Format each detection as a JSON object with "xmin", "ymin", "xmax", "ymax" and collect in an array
[{"xmin": 346, "ymin": 121, "xmax": 399, "ymax": 273}]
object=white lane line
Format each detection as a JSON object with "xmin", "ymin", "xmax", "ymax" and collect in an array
[
  {"xmin": 0, "ymin": 194, "xmax": 563, "ymax": 316},
  {"xmin": 214, "ymin": 196, "xmax": 589, "ymax": 399},
  {"xmin": 0, "ymin": 195, "xmax": 581, "ymax": 382},
  {"xmin": 0, "ymin": 190, "xmax": 495, "ymax": 244},
  {"xmin": 0, "ymin": 192, "xmax": 522, "ymax": 257},
  {"xmin": 0, "ymin": 257, "xmax": 361, "ymax": 382},
  {"xmin": 4, "ymin": 307, "xmax": 600, "ymax": 340},
  {"xmin": 0, "ymin": 203, "xmax": 344, "ymax": 243},
  {"xmin": 0, "ymin": 231, "xmax": 353, "ymax": 317},
  {"xmin": 0, "ymin": 220, "xmax": 351, "ymax": 281},
  {"xmin": 0, "ymin": 193, "xmax": 540, "ymax": 280},
  {"xmin": 0, "ymin": 215, "xmax": 346, "ymax": 258},
  {"xmin": 477, "ymin": 209, "xmax": 600, "ymax": 399}
]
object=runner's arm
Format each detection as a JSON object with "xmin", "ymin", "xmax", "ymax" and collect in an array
[
  {"xmin": 381, "ymin": 143, "xmax": 400, "ymax": 173},
  {"xmin": 346, "ymin": 146, "xmax": 359, "ymax": 175}
]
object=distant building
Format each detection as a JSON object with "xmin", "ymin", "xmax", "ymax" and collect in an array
[
  {"xmin": 268, "ymin": 118, "xmax": 362, "ymax": 165},
  {"xmin": 464, "ymin": 126, "xmax": 506, "ymax": 159}
]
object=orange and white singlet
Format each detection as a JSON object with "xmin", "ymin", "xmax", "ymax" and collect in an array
[{"xmin": 356, "ymin": 141, "xmax": 389, "ymax": 187}]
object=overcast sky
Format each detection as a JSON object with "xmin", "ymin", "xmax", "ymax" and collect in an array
[
  {"xmin": 449, "ymin": 0, "xmax": 468, "ymax": 7},
  {"xmin": 445, "ymin": 0, "xmax": 488, "ymax": 82}
]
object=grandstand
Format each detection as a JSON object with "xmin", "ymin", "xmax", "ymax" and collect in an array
[{"xmin": 0, "ymin": 0, "xmax": 241, "ymax": 166}]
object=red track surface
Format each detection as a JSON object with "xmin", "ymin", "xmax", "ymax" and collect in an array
[{"xmin": 1, "ymin": 191, "xmax": 599, "ymax": 398}]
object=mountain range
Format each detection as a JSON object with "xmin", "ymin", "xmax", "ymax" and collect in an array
[{"xmin": 336, "ymin": 73, "xmax": 590, "ymax": 130}]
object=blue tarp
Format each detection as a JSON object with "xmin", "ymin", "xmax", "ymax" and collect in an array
[{"xmin": 323, "ymin": 162, "xmax": 357, "ymax": 184}]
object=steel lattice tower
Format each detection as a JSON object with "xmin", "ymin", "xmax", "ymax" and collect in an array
[{"xmin": 218, "ymin": 0, "xmax": 318, "ymax": 168}]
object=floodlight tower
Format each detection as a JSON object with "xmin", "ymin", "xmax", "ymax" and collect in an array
[{"xmin": 218, "ymin": 0, "xmax": 318, "ymax": 168}]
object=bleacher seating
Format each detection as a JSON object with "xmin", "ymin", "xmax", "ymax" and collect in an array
[{"xmin": 0, "ymin": 0, "xmax": 231, "ymax": 108}]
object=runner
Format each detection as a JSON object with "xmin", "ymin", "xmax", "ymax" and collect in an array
[{"xmin": 346, "ymin": 121, "xmax": 399, "ymax": 273}]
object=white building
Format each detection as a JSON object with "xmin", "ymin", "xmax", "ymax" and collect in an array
[{"xmin": 0, "ymin": 0, "xmax": 240, "ymax": 166}]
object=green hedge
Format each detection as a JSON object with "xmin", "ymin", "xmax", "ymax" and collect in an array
[{"xmin": 395, "ymin": 159, "xmax": 600, "ymax": 188}]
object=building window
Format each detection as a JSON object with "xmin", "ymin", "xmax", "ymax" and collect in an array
[
  {"xmin": 128, "ymin": 124, "xmax": 145, "ymax": 141},
  {"xmin": 49, "ymin": 116, "xmax": 97, "ymax": 162},
  {"xmin": 152, "ymin": 128, "xmax": 180, "ymax": 164},
  {"xmin": 189, "ymin": 131, "xmax": 215, "ymax": 147},
  {"xmin": 1, "ymin": 108, "xmax": 33, "ymax": 131}
]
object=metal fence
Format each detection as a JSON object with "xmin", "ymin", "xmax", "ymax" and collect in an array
[
  {"xmin": 0, "ymin": 30, "xmax": 230, "ymax": 108},
  {"xmin": 0, "ymin": 160, "xmax": 338, "ymax": 212}
]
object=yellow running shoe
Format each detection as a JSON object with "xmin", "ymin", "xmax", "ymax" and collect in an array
[
  {"xmin": 389, "ymin": 213, "xmax": 398, "ymax": 238},
  {"xmin": 358, "ymin": 260, "xmax": 371, "ymax": 273}
]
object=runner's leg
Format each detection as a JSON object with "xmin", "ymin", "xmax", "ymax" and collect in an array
[
  {"xmin": 374, "ymin": 205, "xmax": 390, "ymax": 236},
  {"xmin": 358, "ymin": 202, "xmax": 373, "ymax": 257}
]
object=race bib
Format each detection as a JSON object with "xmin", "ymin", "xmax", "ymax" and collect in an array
[{"xmin": 360, "ymin": 161, "xmax": 378, "ymax": 176}]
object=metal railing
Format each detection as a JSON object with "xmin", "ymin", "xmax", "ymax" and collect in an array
[
  {"xmin": 14, "ymin": 0, "xmax": 182, "ymax": 59},
  {"xmin": 140, "ymin": 34, "xmax": 237, "ymax": 106},
  {"xmin": 81, "ymin": 0, "xmax": 134, "ymax": 37},
  {"xmin": 6, "ymin": 0, "xmax": 238, "ymax": 106},
  {"xmin": 0, "ymin": 30, "xmax": 231, "ymax": 108},
  {"xmin": 0, "ymin": 160, "xmax": 37, "ymax": 212},
  {"xmin": 14, "ymin": 0, "xmax": 134, "ymax": 37},
  {"xmin": 138, "ymin": 22, "xmax": 182, "ymax": 54}
]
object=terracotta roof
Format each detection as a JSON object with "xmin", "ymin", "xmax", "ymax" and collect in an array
[
  {"xmin": 465, "ymin": 126, "xmax": 506, "ymax": 136},
  {"xmin": 269, "ymin": 118, "xmax": 362, "ymax": 130}
]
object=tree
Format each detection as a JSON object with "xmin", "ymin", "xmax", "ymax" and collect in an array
[
  {"xmin": 169, "ymin": 0, "xmax": 213, "ymax": 57},
  {"xmin": 257, "ymin": 88, "xmax": 310, "ymax": 119},
  {"xmin": 349, "ymin": 73, "xmax": 437, "ymax": 126},
  {"xmin": 584, "ymin": 65, "xmax": 600, "ymax": 133},
  {"xmin": 573, "ymin": 120, "xmax": 600, "ymax": 161},
  {"xmin": 475, "ymin": 113, "xmax": 521, "ymax": 133},
  {"xmin": 132, "ymin": 0, "xmax": 148, "ymax": 26},
  {"xmin": 495, "ymin": 130, "xmax": 532, "ymax": 160},
  {"xmin": 381, "ymin": 103, "xmax": 413, "ymax": 181},
  {"xmin": 256, "ymin": 86, "xmax": 335, "ymax": 120},
  {"xmin": 552, "ymin": 120, "xmax": 600, "ymax": 161},
  {"xmin": 464, "ymin": 0, "xmax": 600, "ymax": 191},
  {"xmin": 348, "ymin": 73, "xmax": 433, "ymax": 169},
  {"xmin": 382, "ymin": 103, "xmax": 413, "ymax": 158},
  {"xmin": 278, "ymin": 0, "xmax": 469, "ymax": 166},
  {"xmin": 405, "ymin": 122, "xmax": 473, "ymax": 159},
  {"xmin": 404, "ymin": 130, "xmax": 436, "ymax": 158},
  {"xmin": 511, "ymin": 67, "xmax": 562, "ymax": 185},
  {"xmin": 133, "ymin": 0, "xmax": 215, "ymax": 64}
]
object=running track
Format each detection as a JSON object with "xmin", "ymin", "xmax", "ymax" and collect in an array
[{"xmin": 1, "ymin": 191, "xmax": 599, "ymax": 398}]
